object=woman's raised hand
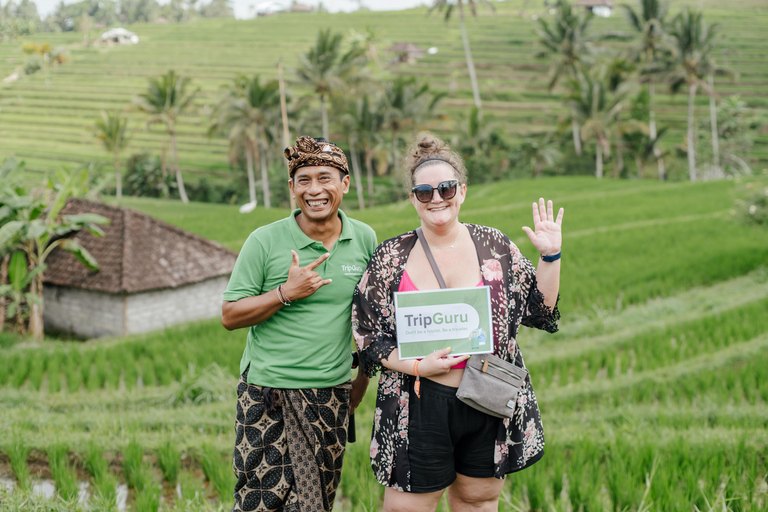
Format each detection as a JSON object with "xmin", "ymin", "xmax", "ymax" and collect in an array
[{"xmin": 522, "ymin": 198, "xmax": 564, "ymax": 257}]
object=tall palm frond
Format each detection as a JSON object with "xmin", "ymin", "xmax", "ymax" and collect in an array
[
  {"xmin": 209, "ymin": 75, "xmax": 281, "ymax": 208},
  {"xmin": 383, "ymin": 75, "xmax": 446, "ymax": 169},
  {"xmin": 566, "ymin": 72, "xmax": 635, "ymax": 178},
  {"xmin": 133, "ymin": 70, "xmax": 199, "ymax": 203},
  {"xmin": 666, "ymin": 8, "xmax": 735, "ymax": 180},
  {"xmin": 296, "ymin": 29, "xmax": 367, "ymax": 139},
  {"xmin": 94, "ymin": 110, "xmax": 131, "ymax": 200}
]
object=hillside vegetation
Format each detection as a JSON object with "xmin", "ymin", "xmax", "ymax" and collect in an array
[
  {"xmin": 1, "ymin": 176, "xmax": 767, "ymax": 510},
  {"xmin": 0, "ymin": 0, "xmax": 766, "ymax": 185}
]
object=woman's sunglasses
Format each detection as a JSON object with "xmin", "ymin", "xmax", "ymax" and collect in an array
[{"xmin": 411, "ymin": 180, "xmax": 459, "ymax": 203}]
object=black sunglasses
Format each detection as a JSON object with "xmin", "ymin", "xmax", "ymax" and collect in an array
[{"xmin": 411, "ymin": 180, "xmax": 459, "ymax": 203}]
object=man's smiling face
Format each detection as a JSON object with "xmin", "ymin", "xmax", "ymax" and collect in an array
[{"xmin": 290, "ymin": 165, "xmax": 350, "ymax": 223}]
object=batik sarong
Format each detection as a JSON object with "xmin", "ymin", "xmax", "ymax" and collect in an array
[{"xmin": 232, "ymin": 369, "xmax": 351, "ymax": 512}]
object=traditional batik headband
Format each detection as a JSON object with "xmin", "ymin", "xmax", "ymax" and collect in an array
[{"xmin": 284, "ymin": 136, "xmax": 349, "ymax": 178}]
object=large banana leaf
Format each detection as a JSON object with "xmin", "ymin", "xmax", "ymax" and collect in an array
[{"xmin": 61, "ymin": 239, "xmax": 100, "ymax": 271}]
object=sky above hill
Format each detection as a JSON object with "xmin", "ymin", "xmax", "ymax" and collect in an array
[{"xmin": 33, "ymin": 0, "xmax": 428, "ymax": 20}]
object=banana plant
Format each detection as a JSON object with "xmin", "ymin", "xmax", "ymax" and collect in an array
[
  {"xmin": 0, "ymin": 167, "xmax": 108, "ymax": 339},
  {"xmin": 0, "ymin": 251, "xmax": 45, "ymax": 334}
]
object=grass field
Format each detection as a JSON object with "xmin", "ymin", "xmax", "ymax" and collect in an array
[
  {"xmin": 0, "ymin": 0, "xmax": 767, "ymax": 187},
  {"xmin": 1, "ymin": 175, "xmax": 767, "ymax": 510}
]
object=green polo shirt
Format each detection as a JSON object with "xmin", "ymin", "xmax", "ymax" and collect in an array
[{"xmin": 223, "ymin": 209, "xmax": 377, "ymax": 389}]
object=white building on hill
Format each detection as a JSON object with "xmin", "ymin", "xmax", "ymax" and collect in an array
[{"xmin": 101, "ymin": 27, "xmax": 139, "ymax": 44}]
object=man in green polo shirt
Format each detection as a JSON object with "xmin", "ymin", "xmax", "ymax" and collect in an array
[{"xmin": 222, "ymin": 136, "xmax": 377, "ymax": 512}]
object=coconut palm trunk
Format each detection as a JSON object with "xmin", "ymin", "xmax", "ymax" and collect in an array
[
  {"xmin": 708, "ymin": 74, "xmax": 720, "ymax": 176},
  {"xmin": 257, "ymin": 135, "xmax": 271, "ymax": 209},
  {"xmin": 596, "ymin": 139, "xmax": 604, "ymax": 179},
  {"xmin": 245, "ymin": 140, "xmax": 257, "ymax": 205},
  {"xmin": 321, "ymin": 94, "xmax": 329, "ymax": 140},
  {"xmin": 571, "ymin": 115, "xmax": 583, "ymax": 156},
  {"xmin": 392, "ymin": 129, "xmax": 399, "ymax": 175},
  {"xmin": 687, "ymin": 81, "xmax": 698, "ymax": 181},
  {"xmin": 349, "ymin": 139, "xmax": 365, "ymax": 210},
  {"xmin": 648, "ymin": 80, "xmax": 666, "ymax": 180},
  {"xmin": 458, "ymin": 2, "xmax": 482, "ymax": 111},
  {"xmin": 365, "ymin": 149, "xmax": 375, "ymax": 209},
  {"xmin": 169, "ymin": 127, "xmax": 189, "ymax": 203},
  {"xmin": 113, "ymin": 153, "xmax": 122, "ymax": 200}
]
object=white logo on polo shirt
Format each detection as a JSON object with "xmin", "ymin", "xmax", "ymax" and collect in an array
[{"xmin": 341, "ymin": 264, "xmax": 363, "ymax": 276}]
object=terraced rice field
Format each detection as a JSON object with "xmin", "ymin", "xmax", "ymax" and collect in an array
[
  {"xmin": 0, "ymin": 0, "xmax": 766, "ymax": 187},
  {"xmin": 0, "ymin": 176, "xmax": 767, "ymax": 510}
]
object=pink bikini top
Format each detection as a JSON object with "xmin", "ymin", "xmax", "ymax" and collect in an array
[{"xmin": 399, "ymin": 269, "xmax": 484, "ymax": 370}]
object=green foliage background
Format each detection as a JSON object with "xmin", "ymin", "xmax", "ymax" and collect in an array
[{"xmin": 0, "ymin": 0, "xmax": 766, "ymax": 189}]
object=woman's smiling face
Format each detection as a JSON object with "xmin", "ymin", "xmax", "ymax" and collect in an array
[{"xmin": 410, "ymin": 163, "xmax": 466, "ymax": 230}]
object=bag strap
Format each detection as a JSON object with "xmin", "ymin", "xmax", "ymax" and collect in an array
[{"xmin": 416, "ymin": 228, "xmax": 447, "ymax": 289}]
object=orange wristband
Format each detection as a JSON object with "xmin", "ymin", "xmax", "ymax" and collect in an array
[{"xmin": 413, "ymin": 360, "xmax": 421, "ymax": 399}]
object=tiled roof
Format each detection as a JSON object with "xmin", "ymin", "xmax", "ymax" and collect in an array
[{"xmin": 44, "ymin": 199, "xmax": 238, "ymax": 294}]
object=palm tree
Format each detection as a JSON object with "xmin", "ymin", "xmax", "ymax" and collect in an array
[
  {"xmin": 535, "ymin": 0, "xmax": 598, "ymax": 155},
  {"xmin": 566, "ymin": 73, "xmax": 634, "ymax": 179},
  {"xmin": 622, "ymin": 0, "xmax": 672, "ymax": 179},
  {"xmin": 625, "ymin": 128, "xmax": 668, "ymax": 179},
  {"xmin": 94, "ymin": 110, "xmax": 131, "ymax": 201},
  {"xmin": 429, "ymin": 0, "xmax": 492, "ymax": 112},
  {"xmin": 296, "ymin": 29, "xmax": 366, "ymax": 140},
  {"xmin": 210, "ymin": 75, "xmax": 281, "ymax": 208},
  {"xmin": 666, "ymin": 9, "xmax": 726, "ymax": 181},
  {"xmin": 516, "ymin": 133, "xmax": 562, "ymax": 178},
  {"xmin": 134, "ymin": 70, "xmax": 199, "ymax": 203},
  {"xmin": 340, "ymin": 94, "xmax": 385, "ymax": 209},
  {"xmin": 382, "ymin": 75, "xmax": 445, "ymax": 172}
]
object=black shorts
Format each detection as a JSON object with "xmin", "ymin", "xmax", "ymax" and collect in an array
[{"xmin": 407, "ymin": 377, "xmax": 502, "ymax": 493}]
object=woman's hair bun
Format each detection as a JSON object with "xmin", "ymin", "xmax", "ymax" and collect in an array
[{"xmin": 403, "ymin": 132, "xmax": 467, "ymax": 186}]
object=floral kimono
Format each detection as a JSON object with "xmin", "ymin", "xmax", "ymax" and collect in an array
[{"xmin": 351, "ymin": 224, "xmax": 559, "ymax": 490}]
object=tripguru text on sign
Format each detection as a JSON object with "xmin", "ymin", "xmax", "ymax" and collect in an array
[{"xmin": 403, "ymin": 312, "xmax": 469, "ymax": 329}]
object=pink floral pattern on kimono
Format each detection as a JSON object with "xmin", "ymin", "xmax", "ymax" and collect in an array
[{"xmin": 352, "ymin": 224, "xmax": 559, "ymax": 489}]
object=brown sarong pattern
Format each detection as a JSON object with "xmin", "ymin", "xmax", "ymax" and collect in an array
[{"xmin": 232, "ymin": 372, "xmax": 351, "ymax": 512}]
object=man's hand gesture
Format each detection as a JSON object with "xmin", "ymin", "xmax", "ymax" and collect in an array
[{"xmin": 282, "ymin": 250, "xmax": 332, "ymax": 302}]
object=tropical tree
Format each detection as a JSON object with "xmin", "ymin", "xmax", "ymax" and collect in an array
[
  {"xmin": 429, "ymin": 0, "xmax": 492, "ymax": 112},
  {"xmin": 566, "ymin": 73, "xmax": 635, "ymax": 178},
  {"xmin": 625, "ymin": 128, "xmax": 668, "ymax": 179},
  {"xmin": 0, "ymin": 169, "xmax": 108, "ymax": 339},
  {"xmin": 382, "ymin": 75, "xmax": 445, "ymax": 171},
  {"xmin": 94, "ymin": 110, "xmax": 131, "ymax": 201},
  {"xmin": 622, "ymin": 0, "xmax": 672, "ymax": 179},
  {"xmin": 535, "ymin": 0, "xmax": 599, "ymax": 155},
  {"xmin": 340, "ymin": 94, "xmax": 385, "ymax": 209},
  {"xmin": 296, "ymin": 28, "xmax": 366, "ymax": 140},
  {"xmin": 666, "ymin": 8, "xmax": 729, "ymax": 181},
  {"xmin": 0, "ymin": 251, "xmax": 44, "ymax": 334},
  {"xmin": 516, "ymin": 133, "xmax": 562, "ymax": 178},
  {"xmin": 134, "ymin": 70, "xmax": 199, "ymax": 203},
  {"xmin": 209, "ymin": 75, "xmax": 281, "ymax": 208}
]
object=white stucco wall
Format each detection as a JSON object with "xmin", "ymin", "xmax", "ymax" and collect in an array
[
  {"xmin": 124, "ymin": 276, "xmax": 229, "ymax": 335},
  {"xmin": 43, "ymin": 276, "xmax": 229, "ymax": 338},
  {"xmin": 43, "ymin": 285, "xmax": 125, "ymax": 338}
]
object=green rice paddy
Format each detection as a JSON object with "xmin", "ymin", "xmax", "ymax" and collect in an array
[{"xmin": 0, "ymin": 174, "xmax": 767, "ymax": 510}]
